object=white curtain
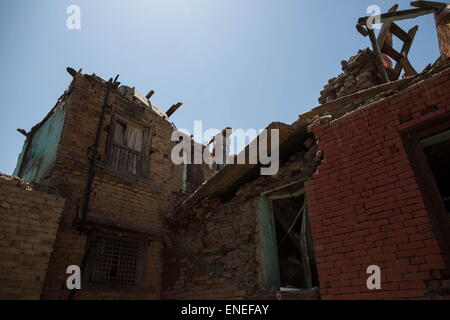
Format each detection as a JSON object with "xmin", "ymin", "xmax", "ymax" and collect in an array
[
  {"xmin": 124, "ymin": 125, "xmax": 143, "ymax": 152},
  {"xmin": 111, "ymin": 122, "xmax": 144, "ymax": 175}
]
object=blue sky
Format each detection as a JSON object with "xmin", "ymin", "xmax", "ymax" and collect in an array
[{"xmin": 0, "ymin": 0, "xmax": 440, "ymax": 175}]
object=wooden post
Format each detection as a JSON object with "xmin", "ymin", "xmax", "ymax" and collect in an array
[{"xmin": 368, "ymin": 28, "xmax": 390, "ymax": 83}]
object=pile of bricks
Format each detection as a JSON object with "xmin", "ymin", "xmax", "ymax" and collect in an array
[{"xmin": 318, "ymin": 48, "xmax": 381, "ymax": 104}]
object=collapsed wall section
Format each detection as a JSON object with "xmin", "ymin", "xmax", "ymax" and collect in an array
[
  {"xmin": 163, "ymin": 132, "xmax": 323, "ymax": 299},
  {"xmin": 318, "ymin": 48, "xmax": 381, "ymax": 105}
]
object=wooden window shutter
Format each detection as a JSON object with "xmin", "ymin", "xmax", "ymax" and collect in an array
[{"xmin": 139, "ymin": 127, "xmax": 153, "ymax": 178}]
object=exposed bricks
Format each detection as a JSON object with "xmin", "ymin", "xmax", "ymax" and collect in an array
[
  {"xmin": 306, "ymin": 67, "xmax": 450, "ymax": 299},
  {"xmin": 0, "ymin": 174, "xmax": 64, "ymax": 299},
  {"xmin": 35, "ymin": 73, "xmax": 184, "ymax": 299}
]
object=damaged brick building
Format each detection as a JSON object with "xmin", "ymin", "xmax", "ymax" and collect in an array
[{"xmin": 1, "ymin": 1, "xmax": 450, "ymax": 300}]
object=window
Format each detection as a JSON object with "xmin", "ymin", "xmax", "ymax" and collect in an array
[
  {"xmin": 107, "ymin": 115, "xmax": 152, "ymax": 177},
  {"xmin": 86, "ymin": 233, "xmax": 146, "ymax": 286},
  {"xmin": 259, "ymin": 185, "xmax": 319, "ymax": 290},
  {"xmin": 403, "ymin": 114, "xmax": 450, "ymax": 274},
  {"xmin": 421, "ymin": 129, "xmax": 450, "ymax": 214}
]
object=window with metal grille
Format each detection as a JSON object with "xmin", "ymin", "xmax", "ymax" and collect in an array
[{"xmin": 87, "ymin": 234, "xmax": 142, "ymax": 286}]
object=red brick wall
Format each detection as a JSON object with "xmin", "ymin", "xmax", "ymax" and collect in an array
[{"xmin": 305, "ymin": 68, "xmax": 450, "ymax": 299}]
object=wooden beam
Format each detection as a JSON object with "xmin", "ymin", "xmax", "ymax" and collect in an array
[
  {"xmin": 299, "ymin": 204, "xmax": 312, "ymax": 288},
  {"xmin": 390, "ymin": 22, "xmax": 412, "ymax": 42},
  {"xmin": 358, "ymin": 8, "xmax": 435, "ymax": 25},
  {"xmin": 299, "ymin": 78, "xmax": 411, "ymax": 120},
  {"xmin": 411, "ymin": 1, "xmax": 448, "ymax": 12},
  {"xmin": 166, "ymin": 102, "xmax": 183, "ymax": 118},
  {"xmin": 399, "ymin": 57, "xmax": 418, "ymax": 76},
  {"xmin": 394, "ymin": 25, "xmax": 419, "ymax": 78},
  {"xmin": 420, "ymin": 129, "xmax": 450, "ymax": 147},
  {"xmin": 382, "ymin": 43, "xmax": 405, "ymax": 61},
  {"xmin": 377, "ymin": 4, "xmax": 399, "ymax": 47},
  {"xmin": 145, "ymin": 90, "xmax": 154, "ymax": 99},
  {"xmin": 368, "ymin": 28, "xmax": 390, "ymax": 83},
  {"xmin": 356, "ymin": 23, "xmax": 369, "ymax": 37}
]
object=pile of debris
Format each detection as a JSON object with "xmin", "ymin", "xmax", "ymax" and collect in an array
[{"xmin": 318, "ymin": 48, "xmax": 382, "ymax": 104}]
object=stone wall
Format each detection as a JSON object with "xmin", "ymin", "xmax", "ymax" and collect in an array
[
  {"xmin": 163, "ymin": 135, "xmax": 321, "ymax": 299},
  {"xmin": 0, "ymin": 174, "xmax": 64, "ymax": 299}
]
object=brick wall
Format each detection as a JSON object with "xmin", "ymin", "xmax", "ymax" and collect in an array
[
  {"xmin": 162, "ymin": 248, "xmax": 249, "ymax": 299},
  {"xmin": 0, "ymin": 174, "xmax": 64, "ymax": 299},
  {"xmin": 306, "ymin": 68, "xmax": 450, "ymax": 299},
  {"xmin": 39, "ymin": 73, "xmax": 183, "ymax": 299},
  {"xmin": 162, "ymin": 197, "xmax": 259, "ymax": 299}
]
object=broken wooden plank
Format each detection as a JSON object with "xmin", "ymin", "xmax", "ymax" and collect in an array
[
  {"xmin": 368, "ymin": 28, "xmax": 390, "ymax": 83},
  {"xmin": 358, "ymin": 8, "xmax": 435, "ymax": 25}
]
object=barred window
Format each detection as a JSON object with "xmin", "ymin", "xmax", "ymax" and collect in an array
[{"xmin": 87, "ymin": 234, "xmax": 144, "ymax": 287}]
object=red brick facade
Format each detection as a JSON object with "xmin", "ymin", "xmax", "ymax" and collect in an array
[{"xmin": 305, "ymin": 67, "xmax": 450, "ymax": 299}]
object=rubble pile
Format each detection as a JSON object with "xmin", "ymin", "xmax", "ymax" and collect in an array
[{"xmin": 318, "ymin": 48, "xmax": 381, "ymax": 104}]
